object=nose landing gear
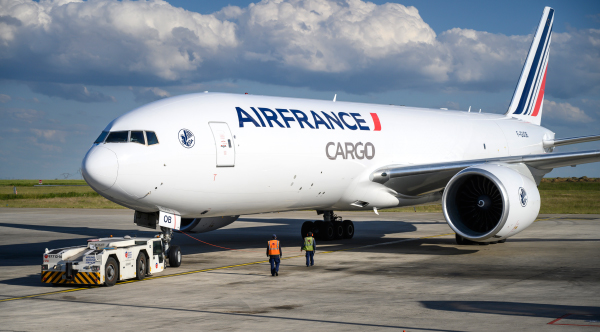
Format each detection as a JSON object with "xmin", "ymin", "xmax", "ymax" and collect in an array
[
  {"xmin": 302, "ymin": 211, "xmax": 354, "ymax": 241},
  {"xmin": 159, "ymin": 226, "xmax": 181, "ymax": 267}
]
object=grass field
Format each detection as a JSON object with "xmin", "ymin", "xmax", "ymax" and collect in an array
[
  {"xmin": 1, "ymin": 178, "xmax": 599, "ymax": 213},
  {"xmin": 0, "ymin": 180, "xmax": 124, "ymax": 209}
]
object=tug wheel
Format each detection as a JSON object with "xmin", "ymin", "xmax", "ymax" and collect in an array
[
  {"xmin": 136, "ymin": 253, "xmax": 147, "ymax": 280},
  {"xmin": 104, "ymin": 257, "xmax": 118, "ymax": 287}
]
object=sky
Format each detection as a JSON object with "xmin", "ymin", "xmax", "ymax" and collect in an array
[{"xmin": 0, "ymin": 0, "xmax": 599, "ymax": 180}]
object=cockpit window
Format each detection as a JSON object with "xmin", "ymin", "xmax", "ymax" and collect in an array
[
  {"xmin": 105, "ymin": 131, "xmax": 129, "ymax": 143},
  {"xmin": 94, "ymin": 131, "xmax": 108, "ymax": 144},
  {"xmin": 146, "ymin": 131, "xmax": 159, "ymax": 145},
  {"xmin": 130, "ymin": 131, "xmax": 145, "ymax": 145}
]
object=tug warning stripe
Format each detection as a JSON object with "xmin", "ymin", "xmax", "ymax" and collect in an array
[{"xmin": 41, "ymin": 271, "xmax": 101, "ymax": 285}]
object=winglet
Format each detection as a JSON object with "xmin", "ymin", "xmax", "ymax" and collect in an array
[{"xmin": 505, "ymin": 7, "xmax": 554, "ymax": 126}]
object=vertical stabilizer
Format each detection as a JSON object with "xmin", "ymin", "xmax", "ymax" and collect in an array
[{"xmin": 505, "ymin": 7, "xmax": 554, "ymax": 126}]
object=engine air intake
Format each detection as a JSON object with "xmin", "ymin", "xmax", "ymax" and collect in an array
[{"xmin": 455, "ymin": 175, "xmax": 503, "ymax": 234}]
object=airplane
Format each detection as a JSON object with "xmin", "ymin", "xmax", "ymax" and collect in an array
[{"xmin": 82, "ymin": 7, "xmax": 600, "ymax": 266}]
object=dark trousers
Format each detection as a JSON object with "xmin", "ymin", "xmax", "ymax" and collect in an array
[
  {"xmin": 269, "ymin": 256, "xmax": 280, "ymax": 274},
  {"xmin": 305, "ymin": 251, "xmax": 314, "ymax": 266}
]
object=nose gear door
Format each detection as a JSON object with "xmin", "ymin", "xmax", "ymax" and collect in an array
[{"xmin": 209, "ymin": 122, "xmax": 235, "ymax": 167}]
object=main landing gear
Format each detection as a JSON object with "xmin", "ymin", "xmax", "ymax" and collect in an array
[
  {"xmin": 160, "ymin": 226, "xmax": 182, "ymax": 267},
  {"xmin": 301, "ymin": 211, "xmax": 354, "ymax": 241}
]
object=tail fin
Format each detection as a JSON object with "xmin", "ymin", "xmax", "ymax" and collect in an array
[{"xmin": 505, "ymin": 7, "xmax": 554, "ymax": 125}]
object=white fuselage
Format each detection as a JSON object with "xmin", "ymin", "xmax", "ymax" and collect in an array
[{"xmin": 82, "ymin": 92, "xmax": 554, "ymax": 218}]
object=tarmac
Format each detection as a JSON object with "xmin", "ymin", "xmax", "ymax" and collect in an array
[{"xmin": 0, "ymin": 208, "xmax": 599, "ymax": 331}]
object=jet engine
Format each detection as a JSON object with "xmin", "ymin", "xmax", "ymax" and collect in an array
[
  {"xmin": 442, "ymin": 163, "xmax": 540, "ymax": 243},
  {"xmin": 179, "ymin": 216, "xmax": 239, "ymax": 233}
]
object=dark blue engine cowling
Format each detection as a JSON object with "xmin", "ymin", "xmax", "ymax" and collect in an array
[{"xmin": 179, "ymin": 216, "xmax": 239, "ymax": 233}]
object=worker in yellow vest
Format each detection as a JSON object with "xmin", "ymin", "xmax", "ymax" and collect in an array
[
  {"xmin": 301, "ymin": 232, "xmax": 316, "ymax": 267},
  {"xmin": 266, "ymin": 234, "xmax": 282, "ymax": 276}
]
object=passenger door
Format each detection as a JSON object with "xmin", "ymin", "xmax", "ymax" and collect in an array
[{"xmin": 209, "ymin": 122, "xmax": 235, "ymax": 167}]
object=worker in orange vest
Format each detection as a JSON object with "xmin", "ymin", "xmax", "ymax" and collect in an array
[{"xmin": 266, "ymin": 234, "xmax": 282, "ymax": 276}]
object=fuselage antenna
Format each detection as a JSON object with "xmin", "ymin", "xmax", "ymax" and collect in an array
[{"xmin": 333, "ymin": 94, "xmax": 337, "ymax": 102}]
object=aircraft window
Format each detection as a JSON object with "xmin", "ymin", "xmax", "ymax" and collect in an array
[
  {"xmin": 105, "ymin": 131, "xmax": 129, "ymax": 143},
  {"xmin": 130, "ymin": 131, "xmax": 145, "ymax": 145},
  {"xmin": 94, "ymin": 131, "xmax": 108, "ymax": 144},
  {"xmin": 146, "ymin": 131, "xmax": 159, "ymax": 145}
]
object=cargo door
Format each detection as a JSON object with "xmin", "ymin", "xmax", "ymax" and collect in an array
[{"xmin": 209, "ymin": 122, "xmax": 235, "ymax": 167}]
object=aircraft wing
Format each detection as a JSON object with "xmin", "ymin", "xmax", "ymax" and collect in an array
[{"xmin": 371, "ymin": 150, "xmax": 600, "ymax": 196}]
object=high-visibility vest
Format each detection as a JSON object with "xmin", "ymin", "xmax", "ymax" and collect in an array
[
  {"xmin": 268, "ymin": 240, "xmax": 280, "ymax": 256},
  {"xmin": 303, "ymin": 237, "xmax": 314, "ymax": 251}
]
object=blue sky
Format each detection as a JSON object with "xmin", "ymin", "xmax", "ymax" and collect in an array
[{"xmin": 1, "ymin": 0, "xmax": 599, "ymax": 179}]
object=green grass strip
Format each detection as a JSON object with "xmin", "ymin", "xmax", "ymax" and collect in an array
[
  {"xmin": 0, "ymin": 192, "xmax": 101, "ymax": 200},
  {"xmin": 0, "ymin": 179, "xmax": 88, "ymax": 187}
]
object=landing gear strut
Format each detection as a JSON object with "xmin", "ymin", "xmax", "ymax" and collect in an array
[
  {"xmin": 160, "ymin": 226, "xmax": 181, "ymax": 267},
  {"xmin": 301, "ymin": 211, "xmax": 354, "ymax": 241}
]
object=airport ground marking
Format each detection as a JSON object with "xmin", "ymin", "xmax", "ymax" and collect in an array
[{"xmin": 0, "ymin": 232, "xmax": 454, "ymax": 303}]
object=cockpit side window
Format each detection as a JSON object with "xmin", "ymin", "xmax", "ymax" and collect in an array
[
  {"xmin": 94, "ymin": 131, "xmax": 109, "ymax": 144},
  {"xmin": 105, "ymin": 131, "xmax": 129, "ymax": 143},
  {"xmin": 130, "ymin": 131, "xmax": 145, "ymax": 145},
  {"xmin": 146, "ymin": 131, "xmax": 159, "ymax": 145}
]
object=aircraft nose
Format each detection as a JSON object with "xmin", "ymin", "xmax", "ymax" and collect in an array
[{"xmin": 82, "ymin": 146, "xmax": 118, "ymax": 191}]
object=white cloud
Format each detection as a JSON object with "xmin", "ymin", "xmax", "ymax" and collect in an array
[
  {"xmin": 28, "ymin": 82, "xmax": 116, "ymax": 102},
  {"xmin": 30, "ymin": 128, "xmax": 67, "ymax": 143},
  {"xmin": 226, "ymin": 0, "xmax": 437, "ymax": 73},
  {"xmin": 0, "ymin": 94, "xmax": 10, "ymax": 103},
  {"xmin": 0, "ymin": 0, "xmax": 598, "ymax": 97},
  {"xmin": 543, "ymin": 100, "xmax": 594, "ymax": 123},
  {"xmin": 0, "ymin": 0, "xmax": 237, "ymax": 82},
  {"xmin": 129, "ymin": 87, "xmax": 171, "ymax": 103},
  {"xmin": 0, "ymin": 107, "xmax": 44, "ymax": 123}
]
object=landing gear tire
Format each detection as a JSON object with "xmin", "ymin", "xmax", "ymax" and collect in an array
[
  {"xmin": 169, "ymin": 245, "xmax": 182, "ymax": 267},
  {"xmin": 321, "ymin": 221, "xmax": 335, "ymax": 241},
  {"xmin": 301, "ymin": 221, "xmax": 314, "ymax": 238},
  {"xmin": 333, "ymin": 220, "xmax": 344, "ymax": 239},
  {"xmin": 498, "ymin": 239, "xmax": 506, "ymax": 243},
  {"xmin": 313, "ymin": 220, "xmax": 324, "ymax": 240},
  {"xmin": 342, "ymin": 220, "xmax": 354, "ymax": 239},
  {"xmin": 135, "ymin": 253, "xmax": 147, "ymax": 280},
  {"xmin": 104, "ymin": 257, "xmax": 118, "ymax": 287}
]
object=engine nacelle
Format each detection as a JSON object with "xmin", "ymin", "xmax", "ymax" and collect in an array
[
  {"xmin": 179, "ymin": 216, "xmax": 239, "ymax": 233},
  {"xmin": 442, "ymin": 163, "xmax": 540, "ymax": 242}
]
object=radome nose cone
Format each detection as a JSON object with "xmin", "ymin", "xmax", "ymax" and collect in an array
[{"xmin": 82, "ymin": 146, "xmax": 118, "ymax": 191}]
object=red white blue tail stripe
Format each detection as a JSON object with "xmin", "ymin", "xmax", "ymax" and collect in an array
[{"xmin": 506, "ymin": 7, "xmax": 554, "ymax": 125}]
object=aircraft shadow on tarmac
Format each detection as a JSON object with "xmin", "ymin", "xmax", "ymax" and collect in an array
[
  {"xmin": 421, "ymin": 301, "xmax": 600, "ymax": 322},
  {"xmin": 166, "ymin": 217, "xmax": 477, "ymax": 257},
  {"xmin": 0, "ymin": 217, "xmax": 474, "ymax": 287}
]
